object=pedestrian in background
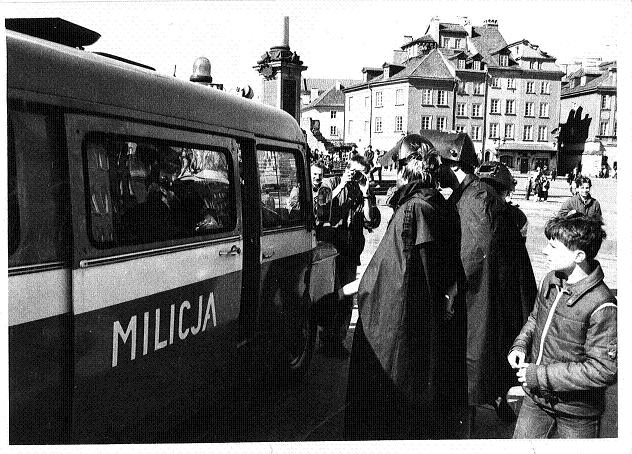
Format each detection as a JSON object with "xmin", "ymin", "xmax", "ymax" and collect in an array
[
  {"xmin": 509, "ymin": 213, "xmax": 616, "ymax": 438},
  {"xmin": 345, "ymin": 134, "xmax": 467, "ymax": 440},
  {"xmin": 525, "ymin": 175, "xmax": 533, "ymax": 200},
  {"xmin": 558, "ymin": 176, "xmax": 602, "ymax": 219},
  {"xmin": 435, "ymin": 133, "xmax": 536, "ymax": 429},
  {"xmin": 567, "ymin": 166, "xmax": 581, "ymax": 195}
]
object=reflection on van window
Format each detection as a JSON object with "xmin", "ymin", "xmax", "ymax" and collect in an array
[
  {"xmin": 8, "ymin": 109, "xmax": 71, "ymax": 267},
  {"xmin": 85, "ymin": 135, "xmax": 236, "ymax": 248},
  {"xmin": 257, "ymin": 149, "xmax": 304, "ymax": 230}
]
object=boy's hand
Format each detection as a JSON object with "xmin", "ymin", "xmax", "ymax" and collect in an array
[
  {"xmin": 507, "ymin": 350, "xmax": 526, "ymax": 368},
  {"xmin": 516, "ymin": 364, "xmax": 531, "ymax": 388}
]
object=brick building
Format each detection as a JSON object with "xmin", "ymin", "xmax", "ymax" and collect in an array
[{"xmin": 343, "ymin": 17, "xmax": 565, "ymax": 172}]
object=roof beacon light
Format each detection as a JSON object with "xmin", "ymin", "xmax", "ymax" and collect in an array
[{"xmin": 190, "ymin": 57, "xmax": 213, "ymax": 83}]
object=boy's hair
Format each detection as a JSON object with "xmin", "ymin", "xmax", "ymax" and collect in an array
[
  {"xmin": 401, "ymin": 151, "xmax": 440, "ymax": 188},
  {"xmin": 576, "ymin": 176, "xmax": 592, "ymax": 187},
  {"xmin": 544, "ymin": 213, "xmax": 606, "ymax": 260}
]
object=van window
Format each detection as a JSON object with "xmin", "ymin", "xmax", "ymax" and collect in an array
[
  {"xmin": 257, "ymin": 149, "xmax": 305, "ymax": 230},
  {"xmin": 8, "ymin": 108, "xmax": 71, "ymax": 267},
  {"xmin": 83, "ymin": 134, "xmax": 236, "ymax": 248}
]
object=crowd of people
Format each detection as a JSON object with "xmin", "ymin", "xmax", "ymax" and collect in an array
[{"xmin": 309, "ymin": 134, "xmax": 616, "ymax": 440}]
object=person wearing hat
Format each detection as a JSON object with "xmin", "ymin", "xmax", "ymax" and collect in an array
[
  {"xmin": 432, "ymin": 133, "xmax": 537, "ymax": 429},
  {"xmin": 345, "ymin": 134, "xmax": 468, "ymax": 440}
]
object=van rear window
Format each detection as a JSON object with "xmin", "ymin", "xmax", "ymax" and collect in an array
[{"xmin": 84, "ymin": 134, "xmax": 236, "ymax": 248}]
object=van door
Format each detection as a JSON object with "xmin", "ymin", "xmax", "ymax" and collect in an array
[
  {"xmin": 65, "ymin": 115, "xmax": 243, "ymax": 442},
  {"xmin": 255, "ymin": 140, "xmax": 315, "ymax": 379}
]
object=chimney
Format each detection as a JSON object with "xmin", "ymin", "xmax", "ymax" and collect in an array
[
  {"xmin": 335, "ymin": 80, "xmax": 341, "ymax": 91},
  {"xmin": 483, "ymin": 19, "xmax": 498, "ymax": 28},
  {"xmin": 404, "ymin": 35, "xmax": 413, "ymax": 43},
  {"xmin": 310, "ymin": 88, "xmax": 319, "ymax": 102},
  {"xmin": 393, "ymin": 49, "xmax": 407, "ymax": 65}
]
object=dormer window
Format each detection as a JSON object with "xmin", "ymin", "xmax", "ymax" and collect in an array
[
  {"xmin": 454, "ymin": 38, "xmax": 462, "ymax": 49},
  {"xmin": 473, "ymin": 60, "xmax": 481, "ymax": 70},
  {"xmin": 458, "ymin": 59, "xmax": 465, "ymax": 69},
  {"xmin": 384, "ymin": 67, "xmax": 389, "ymax": 78},
  {"xmin": 442, "ymin": 37, "xmax": 450, "ymax": 48},
  {"xmin": 499, "ymin": 54, "xmax": 508, "ymax": 67}
]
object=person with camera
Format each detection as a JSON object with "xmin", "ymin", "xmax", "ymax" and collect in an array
[{"xmin": 315, "ymin": 154, "xmax": 380, "ymax": 357}]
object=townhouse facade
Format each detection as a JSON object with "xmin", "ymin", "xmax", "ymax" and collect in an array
[
  {"xmin": 558, "ymin": 61, "xmax": 617, "ymax": 176},
  {"xmin": 343, "ymin": 17, "xmax": 565, "ymax": 172},
  {"xmin": 300, "ymin": 78, "xmax": 360, "ymax": 153}
]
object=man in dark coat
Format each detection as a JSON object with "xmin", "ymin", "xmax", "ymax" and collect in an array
[
  {"xmin": 431, "ymin": 132, "xmax": 537, "ymax": 426},
  {"xmin": 345, "ymin": 135, "xmax": 468, "ymax": 440}
]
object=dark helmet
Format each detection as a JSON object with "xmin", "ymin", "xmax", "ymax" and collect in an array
[
  {"xmin": 379, "ymin": 134, "xmax": 435, "ymax": 166},
  {"xmin": 399, "ymin": 134, "xmax": 435, "ymax": 161},
  {"xmin": 419, "ymin": 130, "xmax": 479, "ymax": 169},
  {"xmin": 477, "ymin": 161, "xmax": 515, "ymax": 191}
]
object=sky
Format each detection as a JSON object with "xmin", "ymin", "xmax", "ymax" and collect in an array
[{"xmin": 3, "ymin": 0, "xmax": 628, "ymax": 98}]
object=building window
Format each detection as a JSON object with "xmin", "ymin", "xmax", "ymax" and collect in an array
[
  {"xmin": 491, "ymin": 77, "xmax": 501, "ymax": 88},
  {"xmin": 365, "ymin": 96, "xmax": 369, "ymax": 108},
  {"xmin": 539, "ymin": 102, "xmax": 550, "ymax": 118},
  {"xmin": 540, "ymin": 81, "xmax": 550, "ymax": 94},
  {"xmin": 375, "ymin": 117, "xmax": 382, "ymax": 133},
  {"xmin": 472, "ymin": 103, "xmax": 482, "ymax": 118},
  {"xmin": 395, "ymin": 89, "xmax": 404, "ymax": 105},
  {"xmin": 473, "ymin": 82, "xmax": 483, "ymax": 95},
  {"xmin": 523, "ymin": 125, "xmax": 533, "ymax": 141},
  {"xmin": 473, "ymin": 60, "xmax": 481, "ymax": 70},
  {"xmin": 601, "ymin": 94, "xmax": 611, "ymax": 109},
  {"xmin": 600, "ymin": 121, "xmax": 608, "ymax": 136},
  {"xmin": 421, "ymin": 116, "xmax": 432, "ymax": 130},
  {"xmin": 422, "ymin": 89, "xmax": 433, "ymax": 105},
  {"xmin": 499, "ymin": 54, "xmax": 509, "ymax": 66},
  {"xmin": 437, "ymin": 90, "xmax": 448, "ymax": 106},
  {"xmin": 538, "ymin": 125, "xmax": 547, "ymax": 141},
  {"xmin": 375, "ymin": 91, "xmax": 383, "ymax": 107},
  {"xmin": 458, "ymin": 59, "xmax": 465, "ymax": 69},
  {"xmin": 348, "ymin": 120, "xmax": 353, "ymax": 135},
  {"xmin": 458, "ymin": 81, "xmax": 467, "ymax": 94},
  {"xmin": 505, "ymin": 99, "xmax": 515, "ymax": 115},
  {"xmin": 442, "ymin": 37, "xmax": 450, "ymax": 48},
  {"xmin": 507, "ymin": 78, "xmax": 516, "ymax": 89},
  {"xmin": 529, "ymin": 60, "xmax": 535, "ymax": 69},
  {"xmin": 456, "ymin": 125, "xmax": 465, "ymax": 133},
  {"xmin": 614, "ymin": 121, "xmax": 617, "ymax": 137},
  {"xmin": 364, "ymin": 121, "xmax": 369, "ymax": 132},
  {"xmin": 471, "ymin": 125, "xmax": 481, "ymax": 140},
  {"xmin": 526, "ymin": 81, "xmax": 535, "ymax": 93},
  {"xmin": 489, "ymin": 123, "xmax": 499, "ymax": 138},
  {"xmin": 437, "ymin": 117, "xmax": 447, "ymax": 131},
  {"xmin": 348, "ymin": 96, "xmax": 352, "ymax": 111},
  {"xmin": 454, "ymin": 38, "xmax": 462, "ymax": 49},
  {"xmin": 330, "ymin": 125, "xmax": 337, "ymax": 136},
  {"xmin": 331, "ymin": 111, "xmax": 336, "ymax": 119},
  {"xmin": 456, "ymin": 103, "xmax": 467, "ymax": 116},
  {"xmin": 504, "ymin": 123, "xmax": 515, "ymax": 139},
  {"xmin": 395, "ymin": 116, "xmax": 403, "ymax": 132},
  {"xmin": 490, "ymin": 99, "xmax": 500, "ymax": 114},
  {"xmin": 525, "ymin": 102, "xmax": 535, "ymax": 117},
  {"xmin": 538, "ymin": 61, "xmax": 543, "ymax": 70}
]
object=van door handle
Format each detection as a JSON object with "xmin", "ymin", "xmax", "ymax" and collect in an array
[
  {"xmin": 219, "ymin": 245, "xmax": 241, "ymax": 256},
  {"xmin": 262, "ymin": 250, "xmax": 275, "ymax": 259}
]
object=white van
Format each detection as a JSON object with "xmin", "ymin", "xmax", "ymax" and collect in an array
[{"xmin": 7, "ymin": 18, "xmax": 337, "ymax": 443}]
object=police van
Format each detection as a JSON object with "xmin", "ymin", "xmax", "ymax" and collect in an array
[{"xmin": 7, "ymin": 18, "xmax": 337, "ymax": 443}]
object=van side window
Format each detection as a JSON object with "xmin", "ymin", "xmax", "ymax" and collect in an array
[
  {"xmin": 8, "ymin": 108, "xmax": 70, "ymax": 267},
  {"xmin": 84, "ymin": 134, "xmax": 236, "ymax": 248},
  {"xmin": 257, "ymin": 149, "xmax": 305, "ymax": 230}
]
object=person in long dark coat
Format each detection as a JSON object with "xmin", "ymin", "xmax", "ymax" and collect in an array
[
  {"xmin": 345, "ymin": 135, "xmax": 468, "ymax": 440},
  {"xmin": 433, "ymin": 133, "xmax": 537, "ymax": 426}
]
